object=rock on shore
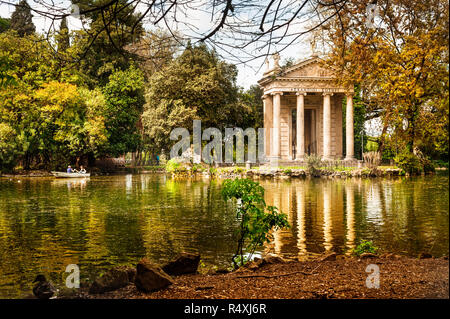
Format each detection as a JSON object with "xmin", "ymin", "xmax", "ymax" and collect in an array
[
  {"xmin": 134, "ymin": 259, "xmax": 174, "ymax": 292},
  {"xmin": 89, "ymin": 267, "xmax": 135, "ymax": 294},
  {"xmin": 162, "ymin": 252, "xmax": 200, "ymax": 276}
]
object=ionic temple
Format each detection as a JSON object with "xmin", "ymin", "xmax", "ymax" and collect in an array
[{"xmin": 258, "ymin": 53, "xmax": 355, "ymax": 163}]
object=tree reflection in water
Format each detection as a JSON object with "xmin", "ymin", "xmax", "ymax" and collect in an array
[{"xmin": 0, "ymin": 174, "xmax": 448, "ymax": 297}]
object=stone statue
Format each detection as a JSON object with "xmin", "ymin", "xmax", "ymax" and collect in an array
[
  {"xmin": 264, "ymin": 58, "xmax": 270, "ymax": 72},
  {"xmin": 272, "ymin": 52, "xmax": 280, "ymax": 68}
]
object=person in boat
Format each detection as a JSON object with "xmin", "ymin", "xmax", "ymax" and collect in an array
[
  {"xmin": 67, "ymin": 165, "xmax": 73, "ymax": 173},
  {"xmin": 73, "ymin": 165, "xmax": 87, "ymax": 174}
]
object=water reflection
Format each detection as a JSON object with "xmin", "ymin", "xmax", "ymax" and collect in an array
[
  {"xmin": 323, "ymin": 183, "xmax": 333, "ymax": 252},
  {"xmin": 260, "ymin": 176, "xmax": 449, "ymax": 259},
  {"xmin": 296, "ymin": 186, "xmax": 306, "ymax": 256},
  {"xmin": 345, "ymin": 183, "xmax": 355, "ymax": 254},
  {"xmin": 0, "ymin": 174, "xmax": 448, "ymax": 298},
  {"xmin": 51, "ymin": 178, "xmax": 87, "ymax": 191}
]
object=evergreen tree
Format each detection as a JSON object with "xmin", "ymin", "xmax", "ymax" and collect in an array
[
  {"xmin": 0, "ymin": 17, "xmax": 10, "ymax": 33},
  {"xmin": 10, "ymin": 0, "xmax": 35, "ymax": 37},
  {"xmin": 57, "ymin": 16, "xmax": 70, "ymax": 52},
  {"xmin": 73, "ymin": 0, "xmax": 144, "ymax": 86}
]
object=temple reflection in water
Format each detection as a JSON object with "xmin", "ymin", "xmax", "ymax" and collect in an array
[
  {"xmin": 263, "ymin": 178, "xmax": 389, "ymax": 259},
  {"xmin": 0, "ymin": 174, "xmax": 447, "ymax": 297}
]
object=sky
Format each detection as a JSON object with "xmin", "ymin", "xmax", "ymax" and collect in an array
[{"xmin": 0, "ymin": 0, "xmax": 316, "ymax": 89}]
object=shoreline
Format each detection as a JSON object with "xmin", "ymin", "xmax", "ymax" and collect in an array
[
  {"xmin": 3, "ymin": 166, "xmax": 447, "ymax": 179},
  {"xmin": 61, "ymin": 254, "xmax": 449, "ymax": 299}
]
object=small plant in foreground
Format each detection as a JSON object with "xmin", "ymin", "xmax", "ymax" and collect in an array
[
  {"xmin": 222, "ymin": 178, "xmax": 290, "ymax": 269},
  {"xmin": 353, "ymin": 240, "xmax": 378, "ymax": 256}
]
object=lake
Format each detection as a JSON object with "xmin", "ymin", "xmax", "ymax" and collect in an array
[{"xmin": 0, "ymin": 173, "xmax": 448, "ymax": 298}]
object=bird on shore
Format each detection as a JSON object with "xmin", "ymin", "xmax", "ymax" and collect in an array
[{"xmin": 32, "ymin": 275, "xmax": 57, "ymax": 299}]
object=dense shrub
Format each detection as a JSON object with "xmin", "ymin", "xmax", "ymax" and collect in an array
[
  {"xmin": 421, "ymin": 157, "xmax": 436, "ymax": 174},
  {"xmin": 433, "ymin": 160, "xmax": 449, "ymax": 168},
  {"xmin": 165, "ymin": 158, "xmax": 185, "ymax": 173},
  {"xmin": 394, "ymin": 151, "xmax": 422, "ymax": 174},
  {"xmin": 0, "ymin": 122, "xmax": 19, "ymax": 171}
]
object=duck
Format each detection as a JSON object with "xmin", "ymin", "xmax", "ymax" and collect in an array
[{"xmin": 32, "ymin": 275, "xmax": 57, "ymax": 299}]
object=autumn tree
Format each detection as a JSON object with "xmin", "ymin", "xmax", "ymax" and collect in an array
[
  {"xmin": 322, "ymin": 0, "xmax": 449, "ymax": 163},
  {"xmin": 9, "ymin": 0, "xmax": 35, "ymax": 37},
  {"xmin": 125, "ymin": 30, "xmax": 180, "ymax": 80},
  {"xmin": 0, "ymin": 31, "xmax": 109, "ymax": 170}
]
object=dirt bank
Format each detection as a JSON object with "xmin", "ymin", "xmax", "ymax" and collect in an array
[{"xmin": 68, "ymin": 255, "xmax": 449, "ymax": 299}]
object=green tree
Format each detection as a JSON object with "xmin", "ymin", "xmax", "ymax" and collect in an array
[
  {"xmin": 10, "ymin": 0, "xmax": 35, "ymax": 37},
  {"xmin": 0, "ymin": 32, "xmax": 57, "ymax": 168},
  {"xmin": 0, "ymin": 31, "xmax": 109, "ymax": 170},
  {"xmin": 102, "ymin": 65, "xmax": 145, "ymax": 157},
  {"xmin": 33, "ymin": 82, "xmax": 109, "ymax": 166},
  {"xmin": 0, "ymin": 122, "xmax": 19, "ymax": 170},
  {"xmin": 72, "ymin": 0, "xmax": 144, "ymax": 85},
  {"xmin": 237, "ymin": 84, "xmax": 264, "ymax": 129},
  {"xmin": 142, "ymin": 44, "xmax": 240, "ymax": 153},
  {"xmin": 0, "ymin": 17, "xmax": 10, "ymax": 33},
  {"xmin": 57, "ymin": 16, "xmax": 70, "ymax": 52}
]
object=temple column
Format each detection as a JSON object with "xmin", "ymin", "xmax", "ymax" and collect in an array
[
  {"xmin": 345, "ymin": 93, "xmax": 355, "ymax": 160},
  {"xmin": 296, "ymin": 92, "xmax": 306, "ymax": 160},
  {"xmin": 272, "ymin": 92, "xmax": 282, "ymax": 159},
  {"xmin": 262, "ymin": 94, "xmax": 273, "ymax": 157},
  {"xmin": 322, "ymin": 93, "xmax": 333, "ymax": 160}
]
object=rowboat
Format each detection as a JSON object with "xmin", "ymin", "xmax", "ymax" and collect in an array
[{"xmin": 51, "ymin": 171, "xmax": 90, "ymax": 178}]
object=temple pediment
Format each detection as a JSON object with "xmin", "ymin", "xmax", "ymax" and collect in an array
[
  {"xmin": 258, "ymin": 55, "xmax": 349, "ymax": 94},
  {"xmin": 258, "ymin": 56, "xmax": 337, "ymax": 85},
  {"xmin": 282, "ymin": 58, "xmax": 334, "ymax": 78}
]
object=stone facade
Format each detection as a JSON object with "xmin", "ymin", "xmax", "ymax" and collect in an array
[{"xmin": 258, "ymin": 55, "xmax": 354, "ymax": 161}]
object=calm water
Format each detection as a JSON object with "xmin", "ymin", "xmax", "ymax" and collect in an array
[{"xmin": 0, "ymin": 173, "xmax": 448, "ymax": 298}]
